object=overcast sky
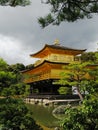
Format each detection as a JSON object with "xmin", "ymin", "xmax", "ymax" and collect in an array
[{"xmin": 0, "ymin": 1, "xmax": 98, "ymax": 65}]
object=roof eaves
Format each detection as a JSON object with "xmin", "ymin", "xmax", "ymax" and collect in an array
[{"xmin": 30, "ymin": 44, "xmax": 48, "ymax": 57}]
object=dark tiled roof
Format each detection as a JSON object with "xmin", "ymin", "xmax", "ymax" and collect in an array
[{"xmin": 47, "ymin": 44, "xmax": 86, "ymax": 51}]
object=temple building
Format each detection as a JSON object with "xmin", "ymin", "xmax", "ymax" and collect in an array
[{"xmin": 22, "ymin": 41, "xmax": 86, "ymax": 96}]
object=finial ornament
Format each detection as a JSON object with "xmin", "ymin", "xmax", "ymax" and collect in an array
[{"xmin": 54, "ymin": 39, "xmax": 60, "ymax": 45}]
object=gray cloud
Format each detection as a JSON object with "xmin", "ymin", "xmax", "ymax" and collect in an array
[{"xmin": 0, "ymin": 1, "xmax": 98, "ymax": 65}]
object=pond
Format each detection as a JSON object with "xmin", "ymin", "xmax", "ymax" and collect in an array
[{"xmin": 27, "ymin": 103, "xmax": 64, "ymax": 129}]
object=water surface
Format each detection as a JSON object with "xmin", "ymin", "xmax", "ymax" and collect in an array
[{"xmin": 27, "ymin": 103, "xmax": 61, "ymax": 128}]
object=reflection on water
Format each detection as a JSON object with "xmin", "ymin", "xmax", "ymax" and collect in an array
[{"xmin": 27, "ymin": 103, "xmax": 62, "ymax": 128}]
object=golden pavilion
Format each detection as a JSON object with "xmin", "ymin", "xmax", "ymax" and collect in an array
[{"xmin": 22, "ymin": 41, "xmax": 86, "ymax": 96}]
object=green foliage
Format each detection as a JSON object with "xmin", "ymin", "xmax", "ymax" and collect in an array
[
  {"xmin": 81, "ymin": 52, "xmax": 97, "ymax": 63},
  {"xmin": 80, "ymin": 79, "xmax": 98, "ymax": 97},
  {"xmin": 0, "ymin": 71, "xmax": 17, "ymax": 87},
  {"xmin": 58, "ymin": 87, "xmax": 71, "ymax": 95},
  {"xmin": 25, "ymin": 64, "xmax": 34, "ymax": 69},
  {"xmin": 62, "ymin": 97, "xmax": 98, "ymax": 130},
  {"xmin": 59, "ymin": 61, "xmax": 98, "ymax": 130},
  {"xmin": 0, "ymin": 98, "xmax": 43, "ymax": 130},
  {"xmin": 0, "ymin": 58, "xmax": 27, "ymax": 97},
  {"xmin": 57, "ymin": 62, "xmax": 90, "ymax": 100},
  {"xmin": 95, "ymin": 51, "xmax": 98, "ymax": 62},
  {"xmin": 0, "ymin": 0, "xmax": 30, "ymax": 6},
  {"xmin": 39, "ymin": 0, "xmax": 98, "ymax": 27},
  {"xmin": 0, "ymin": 58, "xmax": 42, "ymax": 129},
  {"xmin": 81, "ymin": 66, "xmax": 98, "ymax": 97},
  {"xmin": 8, "ymin": 63, "xmax": 26, "ymax": 73},
  {"xmin": 0, "ymin": 70, "xmax": 26, "ymax": 97},
  {"xmin": 38, "ymin": 13, "xmax": 54, "ymax": 27},
  {"xmin": 0, "ymin": 58, "xmax": 8, "ymax": 70}
]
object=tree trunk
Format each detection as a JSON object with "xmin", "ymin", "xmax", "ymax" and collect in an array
[{"xmin": 76, "ymin": 88, "xmax": 83, "ymax": 101}]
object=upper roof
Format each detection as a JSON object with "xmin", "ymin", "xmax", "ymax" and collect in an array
[{"xmin": 30, "ymin": 44, "xmax": 86, "ymax": 58}]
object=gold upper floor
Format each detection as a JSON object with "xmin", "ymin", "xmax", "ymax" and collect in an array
[{"xmin": 34, "ymin": 54, "xmax": 80, "ymax": 67}]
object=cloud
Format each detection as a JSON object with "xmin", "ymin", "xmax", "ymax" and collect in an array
[
  {"xmin": 0, "ymin": 34, "xmax": 36, "ymax": 65},
  {"xmin": 0, "ymin": 2, "xmax": 98, "ymax": 65},
  {"xmin": 87, "ymin": 41, "xmax": 98, "ymax": 52}
]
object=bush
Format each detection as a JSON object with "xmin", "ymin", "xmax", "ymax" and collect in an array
[{"xmin": 0, "ymin": 98, "xmax": 43, "ymax": 130}]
